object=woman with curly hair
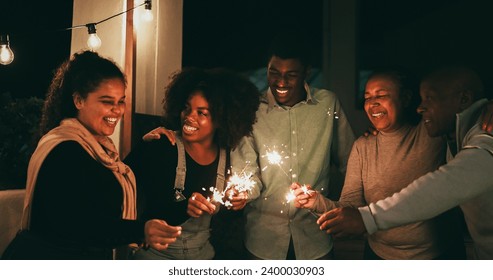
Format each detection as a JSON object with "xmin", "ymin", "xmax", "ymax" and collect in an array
[
  {"xmin": 125, "ymin": 67, "xmax": 260, "ymax": 260},
  {"xmin": 2, "ymin": 51, "xmax": 179, "ymax": 260}
]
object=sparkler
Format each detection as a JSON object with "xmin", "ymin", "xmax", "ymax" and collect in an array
[
  {"xmin": 261, "ymin": 145, "xmax": 316, "ymax": 216},
  {"xmin": 261, "ymin": 145, "xmax": 291, "ymax": 179},
  {"xmin": 285, "ymin": 184, "xmax": 314, "ymax": 203},
  {"xmin": 204, "ymin": 171, "xmax": 256, "ymax": 208},
  {"xmin": 284, "ymin": 184, "xmax": 320, "ymax": 217},
  {"xmin": 285, "ymin": 189, "xmax": 297, "ymax": 203}
]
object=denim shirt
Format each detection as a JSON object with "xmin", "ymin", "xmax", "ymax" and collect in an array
[{"xmin": 231, "ymin": 84, "xmax": 355, "ymax": 259}]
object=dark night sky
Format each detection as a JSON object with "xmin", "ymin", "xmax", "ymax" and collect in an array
[
  {"xmin": 0, "ymin": 1, "xmax": 73, "ymax": 99},
  {"xmin": 1, "ymin": 0, "xmax": 491, "ymax": 101},
  {"xmin": 0, "ymin": 0, "xmax": 324, "ymax": 100},
  {"xmin": 182, "ymin": 0, "xmax": 324, "ymax": 71}
]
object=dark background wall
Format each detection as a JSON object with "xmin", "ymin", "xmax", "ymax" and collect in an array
[
  {"xmin": 0, "ymin": 1, "xmax": 73, "ymax": 99},
  {"xmin": 1, "ymin": 0, "xmax": 491, "ymax": 105},
  {"xmin": 358, "ymin": 0, "xmax": 492, "ymax": 96}
]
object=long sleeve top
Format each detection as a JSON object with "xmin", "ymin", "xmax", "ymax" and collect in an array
[
  {"xmin": 231, "ymin": 84, "xmax": 355, "ymax": 259},
  {"xmin": 30, "ymin": 141, "xmax": 144, "ymax": 250},
  {"xmin": 336, "ymin": 122, "xmax": 462, "ymax": 259},
  {"xmin": 359, "ymin": 99, "xmax": 493, "ymax": 259}
]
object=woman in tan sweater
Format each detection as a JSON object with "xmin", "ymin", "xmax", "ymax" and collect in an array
[{"xmin": 293, "ymin": 69, "xmax": 465, "ymax": 259}]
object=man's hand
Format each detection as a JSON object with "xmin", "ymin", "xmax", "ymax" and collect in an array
[
  {"xmin": 144, "ymin": 219, "xmax": 182, "ymax": 251},
  {"xmin": 317, "ymin": 207, "xmax": 367, "ymax": 238},
  {"xmin": 142, "ymin": 127, "xmax": 176, "ymax": 144},
  {"xmin": 187, "ymin": 192, "xmax": 216, "ymax": 217}
]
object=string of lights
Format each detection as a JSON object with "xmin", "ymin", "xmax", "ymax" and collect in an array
[{"xmin": 0, "ymin": 0, "xmax": 153, "ymax": 66}]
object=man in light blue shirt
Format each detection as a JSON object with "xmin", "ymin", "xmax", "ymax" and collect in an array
[{"xmin": 231, "ymin": 29, "xmax": 355, "ymax": 259}]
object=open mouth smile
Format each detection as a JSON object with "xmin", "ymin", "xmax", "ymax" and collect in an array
[
  {"xmin": 370, "ymin": 112, "xmax": 385, "ymax": 118},
  {"xmin": 183, "ymin": 124, "xmax": 198, "ymax": 133},
  {"xmin": 104, "ymin": 117, "xmax": 118, "ymax": 125}
]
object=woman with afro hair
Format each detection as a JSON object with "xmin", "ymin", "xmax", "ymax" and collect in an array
[{"xmin": 125, "ymin": 67, "xmax": 260, "ymax": 260}]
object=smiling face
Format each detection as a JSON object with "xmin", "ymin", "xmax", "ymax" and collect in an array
[
  {"xmin": 74, "ymin": 78, "xmax": 126, "ymax": 138},
  {"xmin": 267, "ymin": 56, "xmax": 308, "ymax": 106},
  {"xmin": 180, "ymin": 91, "xmax": 216, "ymax": 145},
  {"xmin": 418, "ymin": 79, "xmax": 462, "ymax": 138},
  {"xmin": 364, "ymin": 74, "xmax": 405, "ymax": 133}
]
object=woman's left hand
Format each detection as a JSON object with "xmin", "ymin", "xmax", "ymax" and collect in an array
[{"xmin": 187, "ymin": 192, "xmax": 216, "ymax": 217}]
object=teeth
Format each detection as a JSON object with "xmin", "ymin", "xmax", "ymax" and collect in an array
[
  {"xmin": 276, "ymin": 89, "xmax": 288, "ymax": 94},
  {"xmin": 183, "ymin": 124, "xmax": 197, "ymax": 132},
  {"xmin": 424, "ymin": 119, "xmax": 431, "ymax": 123},
  {"xmin": 104, "ymin": 117, "xmax": 118, "ymax": 124},
  {"xmin": 371, "ymin": 112, "xmax": 384, "ymax": 118}
]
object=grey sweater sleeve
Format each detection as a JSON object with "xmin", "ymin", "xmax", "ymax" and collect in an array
[
  {"xmin": 312, "ymin": 140, "xmax": 365, "ymax": 214},
  {"xmin": 360, "ymin": 147, "xmax": 493, "ymax": 234}
]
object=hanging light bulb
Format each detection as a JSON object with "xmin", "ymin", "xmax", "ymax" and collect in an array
[
  {"xmin": 142, "ymin": 0, "xmax": 154, "ymax": 22},
  {"xmin": 86, "ymin": 23, "xmax": 102, "ymax": 51},
  {"xmin": 0, "ymin": 34, "xmax": 14, "ymax": 65}
]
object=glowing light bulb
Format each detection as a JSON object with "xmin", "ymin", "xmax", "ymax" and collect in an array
[
  {"xmin": 142, "ymin": 9, "xmax": 154, "ymax": 22},
  {"xmin": 87, "ymin": 33, "xmax": 102, "ymax": 51},
  {"xmin": 142, "ymin": 0, "xmax": 153, "ymax": 22},
  {"xmin": 0, "ymin": 35, "xmax": 14, "ymax": 65},
  {"xmin": 86, "ymin": 24, "xmax": 101, "ymax": 51}
]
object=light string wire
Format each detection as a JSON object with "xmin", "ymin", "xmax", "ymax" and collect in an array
[
  {"xmin": 0, "ymin": 0, "xmax": 151, "ymax": 64},
  {"xmin": 66, "ymin": 1, "xmax": 148, "ymax": 31}
]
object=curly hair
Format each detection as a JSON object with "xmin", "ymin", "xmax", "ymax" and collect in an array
[
  {"xmin": 162, "ymin": 67, "xmax": 260, "ymax": 149},
  {"xmin": 39, "ymin": 51, "xmax": 126, "ymax": 136}
]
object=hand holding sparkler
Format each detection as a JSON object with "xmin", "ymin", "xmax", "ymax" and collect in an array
[
  {"xmin": 187, "ymin": 192, "xmax": 217, "ymax": 217},
  {"xmin": 290, "ymin": 182, "xmax": 318, "ymax": 209},
  {"xmin": 226, "ymin": 188, "xmax": 248, "ymax": 210},
  {"xmin": 219, "ymin": 171, "xmax": 255, "ymax": 210}
]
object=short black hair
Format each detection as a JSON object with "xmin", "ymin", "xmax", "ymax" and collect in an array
[
  {"xmin": 267, "ymin": 28, "xmax": 313, "ymax": 67},
  {"xmin": 423, "ymin": 65, "xmax": 485, "ymax": 101}
]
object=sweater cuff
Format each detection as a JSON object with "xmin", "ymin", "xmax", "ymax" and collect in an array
[
  {"xmin": 312, "ymin": 193, "xmax": 328, "ymax": 214},
  {"xmin": 358, "ymin": 206, "xmax": 378, "ymax": 235}
]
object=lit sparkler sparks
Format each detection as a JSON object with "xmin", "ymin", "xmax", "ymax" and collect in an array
[
  {"xmin": 204, "ymin": 171, "xmax": 256, "ymax": 208},
  {"xmin": 285, "ymin": 189, "xmax": 296, "ymax": 203},
  {"xmin": 265, "ymin": 150, "xmax": 282, "ymax": 165},
  {"xmin": 284, "ymin": 184, "xmax": 320, "ymax": 218},
  {"xmin": 227, "ymin": 172, "xmax": 256, "ymax": 193},
  {"xmin": 261, "ymin": 145, "xmax": 291, "ymax": 179},
  {"xmin": 285, "ymin": 184, "xmax": 314, "ymax": 203}
]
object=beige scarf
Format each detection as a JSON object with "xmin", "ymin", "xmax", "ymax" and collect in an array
[{"xmin": 21, "ymin": 118, "xmax": 137, "ymax": 229}]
